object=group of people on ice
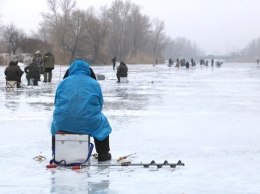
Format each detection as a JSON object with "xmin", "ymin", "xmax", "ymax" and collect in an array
[
  {"xmin": 4, "ymin": 50, "xmax": 227, "ymax": 164},
  {"xmin": 167, "ymin": 58, "xmax": 223, "ymax": 68},
  {"xmin": 4, "ymin": 50, "xmax": 55, "ymax": 87},
  {"xmin": 4, "ymin": 57, "xmax": 114, "ymax": 162},
  {"xmin": 4, "ymin": 54, "xmax": 128, "ymax": 162},
  {"xmin": 168, "ymin": 58, "xmax": 196, "ymax": 68}
]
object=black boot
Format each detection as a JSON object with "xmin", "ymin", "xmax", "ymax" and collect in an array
[
  {"xmin": 98, "ymin": 153, "xmax": 112, "ymax": 162},
  {"xmin": 43, "ymin": 72, "xmax": 47, "ymax": 82},
  {"xmin": 48, "ymin": 72, "xmax": 52, "ymax": 82},
  {"xmin": 94, "ymin": 136, "xmax": 111, "ymax": 161}
]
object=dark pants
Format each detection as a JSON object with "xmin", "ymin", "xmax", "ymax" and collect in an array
[
  {"xmin": 44, "ymin": 68, "xmax": 53, "ymax": 82},
  {"xmin": 38, "ymin": 67, "xmax": 42, "ymax": 81},
  {"xmin": 26, "ymin": 75, "xmax": 38, "ymax": 86},
  {"xmin": 44, "ymin": 71, "xmax": 52, "ymax": 82},
  {"xmin": 17, "ymin": 82, "xmax": 21, "ymax": 88},
  {"xmin": 52, "ymin": 135, "xmax": 110, "ymax": 155}
]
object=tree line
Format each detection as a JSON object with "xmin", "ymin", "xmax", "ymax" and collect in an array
[
  {"xmin": 242, "ymin": 38, "xmax": 260, "ymax": 59},
  {"xmin": 0, "ymin": 0, "xmax": 209, "ymax": 65}
]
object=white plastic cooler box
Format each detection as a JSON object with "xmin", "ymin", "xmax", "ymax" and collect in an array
[{"xmin": 55, "ymin": 132, "xmax": 90, "ymax": 165}]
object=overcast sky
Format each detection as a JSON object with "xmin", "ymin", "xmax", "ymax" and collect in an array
[{"xmin": 1, "ymin": 0, "xmax": 260, "ymax": 55}]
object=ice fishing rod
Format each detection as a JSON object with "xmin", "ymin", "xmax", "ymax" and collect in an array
[
  {"xmin": 117, "ymin": 153, "xmax": 136, "ymax": 162},
  {"xmin": 91, "ymin": 153, "xmax": 136, "ymax": 161}
]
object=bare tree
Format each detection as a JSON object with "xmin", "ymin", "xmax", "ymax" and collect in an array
[
  {"xmin": 107, "ymin": 0, "xmax": 124, "ymax": 59},
  {"xmin": 37, "ymin": 0, "xmax": 200, "ymax": 64},
  {"xmin": 128, "ymin": 4, "xmax": 151, "ymax": 57},
  {"xmin": 150, "ymin": 18, "xmax": 169, "ymax": 59},
  {"xmin": 20, "ymin": 38, "xmax": 52, "ymax": 54},
  {"xmin": 107, "ymin": 0, "xmax": 133, "ymax": 60},
  {"xmin": 120, "ymin": 1, "xmax": 131, "ymax": 59},
  {"xmin": 102, "ymin": 0, "xmax": 167, "ymax": 63},
  {"xmin": 40, "ymin": 0, "xmax": 60, "ymax": 41},
  {"xmin": 2, "ymin": 24, "xmax": 26, "ymax": 55},
  {"xmin": 41, "ymin": 0, "xmax": 81, "ymax": 64},
  {"xmin": 84, "ymin": 8, "xmax": 109, "ymax": 63},
  {"xmin": 65, "ymin": 9, "xmax": 88, "ymax": 62}
]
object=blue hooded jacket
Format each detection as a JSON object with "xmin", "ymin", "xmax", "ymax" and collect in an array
[{"xmin": 51, "ymin": 60, "xmax": 112, "ymax": 141}]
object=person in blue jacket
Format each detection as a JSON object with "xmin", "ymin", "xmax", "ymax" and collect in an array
[{"xmin": 51, "ymin": 59, "xmax": 112, "ymax": 161}]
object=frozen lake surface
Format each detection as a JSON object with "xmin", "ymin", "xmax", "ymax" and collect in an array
[{"xmin": 0, "ymin": 62, "xmax": 260, "ymax": 193}]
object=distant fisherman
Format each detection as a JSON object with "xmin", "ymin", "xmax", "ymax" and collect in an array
[
  {"xmin": 24, "ymin": 62, "xmax": 40, "ymax": 86},
  {"xmin": 4, "ymin": 61, "xmax": 24, "ymax": 88},
  {"xmin": 116, "ymin": 61, "xmax": 128, "ymax": 82},
  {"xmin": 42, "ymin": 51, "xmax": 55, "ymax": 83},
  {"xmin": 211, "ymin": 58, "xmax": 214, "ymax": 66},
  {"xmin": 32, "ymin": 50, "xmax": 43, "ymax": 81},
  {"xmin": 112, "ymin": 56, "xmax": 116, "ymax": 70}
]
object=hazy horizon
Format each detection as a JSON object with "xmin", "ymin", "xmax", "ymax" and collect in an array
[{"xmin": 1, "ymin": 0, "xmax": 260, "ymax": 55}]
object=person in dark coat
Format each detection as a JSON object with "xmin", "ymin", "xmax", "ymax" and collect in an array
[
  {"xmin": 14, "ymin": 61, "xmax": 24, "ymax": 87},
  {"xmin": 175, "ymin": 58, "xmax": 180, "ymax": 67},
  {"xmin": 168, "ymin": 58, "xmax": 173, "ymax": 66},
  {"xmin": 185, "ymin": 61, "xmax": 190, "ymax": 69},
  {"xmin": 24, "ymin": 62, "xmax": 40, "ymax": 86},
  {"xmin": 211, "ymin": 58, "xmax": 214, "ymax": 66},
  {"xmin": 112, "ymin": 57, "xmax": 116, "ymax": 70},
  {"xmin": 32, "ymin": 50, "xmax": 43, "ymax": 80},
  {"xmin": 4, "ymin": 61, "xmax": 24, "ymax": 88},
  {"xmin": 42, "ymin": 52, "xmax": 55, "ymax": 82},
  {"xmin": 116, "ymin": 61, "xmax": 128, "ymax": 82}
]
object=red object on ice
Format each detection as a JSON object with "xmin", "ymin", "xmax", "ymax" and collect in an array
[
  {"xmin": 71, "ymin": 166, "xmax": 81, "ymax": 170},
  {"xmin": 46, "ymin": 164, "xmax": 57, "ymax": 168}
]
